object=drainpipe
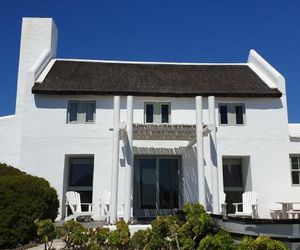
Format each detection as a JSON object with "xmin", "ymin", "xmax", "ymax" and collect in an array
[
  {"xmin": 196, "ymin": 96, "xmax": 206, "ymax": 209},
  {"xmin": 208, "ymin": 96, "xmax": 220, "ymax": 214},
  {"xmin": 124, "ymin": 96, "xmax": 133, "ymax": 222},
  {"xmin": 110, "ymin": 96, "xmax": 120, "ymax": 224}
]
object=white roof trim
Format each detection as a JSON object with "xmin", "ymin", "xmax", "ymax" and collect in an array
[
  {"xmin": 55, "ymin": 58, "xmax": 248, "ymax": 66},
  {"xmin": 36, "ymin": 59, "xmax": 56, "ymax": 83}
]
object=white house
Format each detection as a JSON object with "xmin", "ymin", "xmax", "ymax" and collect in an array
[{"xmin": 1, "ymin": 17, "xmax": 300, "ymax": 222}]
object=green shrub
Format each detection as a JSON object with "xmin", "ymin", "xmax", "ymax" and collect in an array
[
  {"xmin": 107, "ymin": 219, "xmax": 131, "ymax": 249},
  {"xmin": 238, "ymin": 236, "xmax": 288, "ymax": 250},
  {"xmin": 0, "ymin": 163, "xmax": 25, "ymax": 176},
  {"xmin": 58, "ymin": 220, "xmax": 89, "ymax": 249},
  {"xmin": 88, "ymin": 227, "xmax": 110, "ymax": 249},
  {"xmin": 146, "ymin": 216, "xmax": 180, "ymax": 249},
  {"xmin": 131, "ymin": 228, "xmax": 152, "ymax": 250},
  {"xmin": 178, "ymin": 203, "xmax": 213, "ymax": 249},
  {"xmin": 198, "ymin": 231, "xmax": 236, "ymax": 250},
  {"xmin": 0, "ymin": 164, "xmax": 59, "ymax": 249},
  {"xmin": 34, "ymin": 219, "xmax": 56, "ymax": 250}
]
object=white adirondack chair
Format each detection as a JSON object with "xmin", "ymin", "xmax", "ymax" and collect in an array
[
  {"xmin": 99, "ymin": 191, "xmax": 111, "ymax": 222},
  {"xmin": 219, "ymin": 192, "xmax": 227, "ymax": 215},
  {"xmin": 232, "ymin": 191, "xmax": 258, "ymax": 218},
  {"xmin": 99, "ymin": 191, "xmax": 124, "ymax": 223},
  {"xmin": 65, "ymin": 191, "xmax": 93, "ymax": 221}
]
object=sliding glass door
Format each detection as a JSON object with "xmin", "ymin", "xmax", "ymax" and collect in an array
[{"xmin": 134, "ymin": 156, "xmax": 180, "ymax": 218}]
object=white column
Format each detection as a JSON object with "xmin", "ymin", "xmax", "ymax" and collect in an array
[
  {"xmin": 124, "ymin": 96, "xmax": 133, "ymax": 222},
  {"xmin": 110, "ymin": 96, "xmax": 120, "ymax": 224},
  {"xmin": 196, "ymin": 96, "xmax": 206, "ymax": 209},
  {"xmin": 208, "ymin": 96, "xmax": 220, "ymax": 214}
]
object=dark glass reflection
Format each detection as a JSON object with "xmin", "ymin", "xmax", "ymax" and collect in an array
[
  {"xmin": 146, "ymin": 104, "xmax": 154, "ymax": 123},
  {"xmin": 69, "ymin": 158, "xmax": 94, "ymax": 187},
  {"xmin": 159, "ymin": 159, "xmax": 179, "ymax": 209},
  {"xmin": 235, "ymin": 105, "xmax": 244, "ymax": 124},
  {"xmin": 140, "ymin": 159, "xmax": 156, "ymax": 209},
  {"xmin": 86, "ymin": 102, "xmax": 95, "ymax": 122},
  {"xmin": 292, "ymin": 172, "xmax": 300, "ymax": 184},
  {"xmin": 161, "ymin": 105, "xmax": 169, "ymax": 123},
  {"xmin": 69, "ymin": 102, "xmax": 78, "ymax": 122},
  {"xmin": 220, "ymin": 105, "xmax": 228, "ymax": 124},
  {"xmin": 223, "ymin": 164, "xmax": 243, "ymax": 187}
]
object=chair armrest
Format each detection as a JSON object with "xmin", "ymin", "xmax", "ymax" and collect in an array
[
  {"xmin": 251, "ymin": 204, "xmax": 258, "ymax": 218},
  {"xmin": 81, "ymin": 203, "xmax": 93, "ymax": 212},
  {"xmin": 220, "ymin": 203, "xmax": 227, "ymax": 215},
  {"xmin": 232, "ymin": 203, "xmax": 242, "ymax": 213}
]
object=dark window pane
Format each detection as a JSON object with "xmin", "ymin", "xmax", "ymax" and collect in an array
[
  {"xmin": 235, "ymin": 105, "xmax": 244, "ymax": 124},
  {"xmin": 220, "ymin": 105, "xmax": 228, "ymax": 124},
  {"xmin": 292, "ymin": 171, "xmax": 300, "ymax": 184},
  {"xmin": 69, "ymin": 158, "xmax": 94, "ymax": 186},
  {"xmin": 291, "ymin": 157, "xmax": 300, "ymax": 170},
  {"xmin": 139, "ymin": 159, "xmax": 156, "ymax": 209},
  {"xmin": 159, "ymin": 159, "xmax": 179, "ymax": 209},
  {"xmin": 86, "ymin": 102, "xmax": 95, "ymax": 122},
  {"xmin": 146, "ymin": 104, "xmax": 154, "ymax": 123},
  {"xmin": 161, "ymin": 105, "xmax": 169, "ymax": 123},
  {"xmin": 223, "ymin": 164, "xmax": 243, "ymax": 187},
  {"xmin": 69, "ymin": 102, "xmax": 78, "ymax": 122}
]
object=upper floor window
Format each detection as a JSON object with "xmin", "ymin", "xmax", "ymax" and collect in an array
[
  {"xmin": 219, "ymin": 103, "xmax": 245, "ymax": 125},
  {"xmin": 290, "ymin": 156, "xmax": 300, "ymax": 185},
  {"xmin": 67, "ymin": 101, "xmax": 96, "ymax": 123},
  {"xmin": 145, "ymin": 102, "xmax": 171, "ymax": 124}
]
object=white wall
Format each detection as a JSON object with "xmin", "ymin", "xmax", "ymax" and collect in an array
[{"xmin": 13, "ymin": 92, "xmax": 292, "ymax": 219}]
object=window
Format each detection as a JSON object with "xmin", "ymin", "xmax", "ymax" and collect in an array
[
  {"xmin": 290, "ymin": 156, "xmax": 300, "ymax": 185},
  {"xmin": 67, "ymin": 101, "xmax": 96, "ymax": 123},
  {"xmin": 68, "ymin": 157, "xmax": 94, "ymax": 209},
  {"xmin": 144, "ymin": 102, "xmax": 171, "ymax": 124},
  {"xmin": 219, "ymin": 103, "xmax": 245, "ymax": 125}
]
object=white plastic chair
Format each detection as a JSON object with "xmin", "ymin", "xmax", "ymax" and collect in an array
[
  {"xmin": 219, "ymin": 192, "xmax": 227, "ymax": 215},
  {"xmin": 232, "ymin": 191, "xmax": 258, "ymax": 218},
  {"xmin": 65, "ymin": 191, "xmax": 93, "ymax": 221}
]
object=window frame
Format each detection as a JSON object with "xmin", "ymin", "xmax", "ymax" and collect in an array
[
  {"xmin": 218, "ymin": 103, "xmax": 246, "ymax": 126},
  {"xmin": 290, "ymin": 155, "xmax": 300, "ymax": 186},
  {"xmin": 67, "ymin": 100, "xmax": 96, "ymax": 124},
  {"xmin": 144, "ymin": 102, "xmax": 171, "ymax": 124}
]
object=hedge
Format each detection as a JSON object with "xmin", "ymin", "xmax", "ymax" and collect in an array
[{"xmin": 0, "ymin": 163, "xmax": 59, "ymax": 249}]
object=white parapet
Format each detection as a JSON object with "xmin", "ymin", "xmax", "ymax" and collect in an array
[{"xmin": 247, "ymin": 49, "xmax": 285, "ymax": 94}]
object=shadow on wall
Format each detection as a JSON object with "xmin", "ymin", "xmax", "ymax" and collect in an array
[
  {"xmin": 244, "ymin": 98, "xmax": 283, "ymax": 110},
  {"xmin": 34, "ymin": 95, "xmax": 284, "ymax": 112},
  {"xmin": 34, "ymin": 95, "xmax": 114, "ymax": 110}
]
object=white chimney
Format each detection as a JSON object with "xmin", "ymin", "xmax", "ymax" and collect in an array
[{"xmin": 15, "ymin": 17, "xmax": 58, "ymax": 115}]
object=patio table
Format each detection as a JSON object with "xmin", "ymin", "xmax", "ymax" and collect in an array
[{"xmin": 276, "ymin": 202, "xmax": 300, "ymax": 219}]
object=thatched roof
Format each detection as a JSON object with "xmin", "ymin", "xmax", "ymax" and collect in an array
[{"xmin": 32, "ymin": 60, "xmax": 282, "ymax": 98}]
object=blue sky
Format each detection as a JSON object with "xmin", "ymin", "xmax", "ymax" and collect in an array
[{"xmin": 1, "ymin": 1, "xmax": 300, "ymax": 121}]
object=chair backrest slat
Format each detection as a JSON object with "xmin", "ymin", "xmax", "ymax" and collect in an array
[
  {"xmin": 66, "ymin": 191, "xmax": 82, "ymax": 213},
  {"xmin": 220, "ymin": 192, "xmax": 226, "ymax": 204},
  {"xmin": 242, "ymin": 191, "xmax": 257, "ymax": 213},
  {"xmin": 100, "ymin": 191, "xmax": 111, "ymax": 205}
]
